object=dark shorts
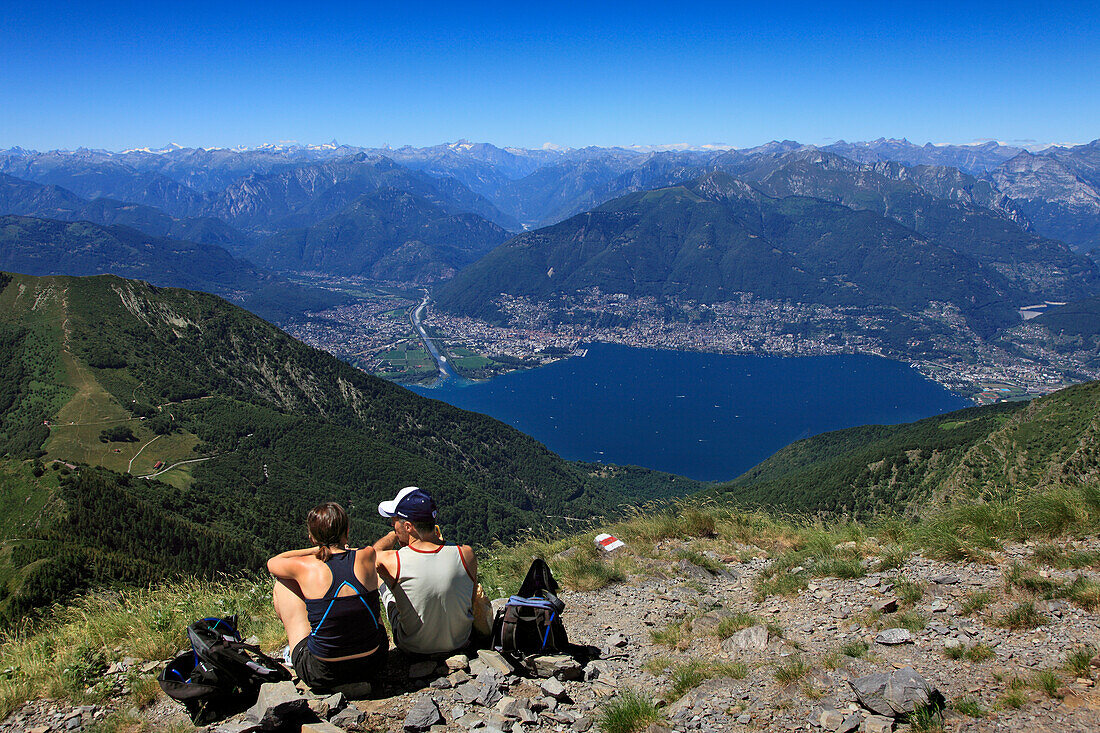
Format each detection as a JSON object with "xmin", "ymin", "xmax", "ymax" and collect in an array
[{"xmin": 291, "ymin": 638, "xmax": 388, "ymax": 692}]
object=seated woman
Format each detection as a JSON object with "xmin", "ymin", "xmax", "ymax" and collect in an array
[{"xmin": 268, "ymin": 502, "xmax": 388, "ymax": 692}]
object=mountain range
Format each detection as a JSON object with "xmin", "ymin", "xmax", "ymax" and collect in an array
[
  {"xmin": 5, "ymin": 138, "xmax": 1100, "ymax": 251},
  {"xmin": 3, "ymin": 137, "xmax": 1100, "ymax": 336},
  {"xmin": 249, "ymin": 189, "xmax": 510, "ymax": 282},
  {"xmin": 434, "ymin": 171, "xmax": 1100, "ymax": 336}
]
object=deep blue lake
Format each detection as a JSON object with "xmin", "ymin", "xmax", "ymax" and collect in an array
[{"xmin": 411, "ymin": 344, "xmax": 971, "ymax": 481}]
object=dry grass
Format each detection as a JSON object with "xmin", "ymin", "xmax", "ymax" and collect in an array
[{"xmin": 0, "ymin": 575, "xmax": 279, "ymax": 720}]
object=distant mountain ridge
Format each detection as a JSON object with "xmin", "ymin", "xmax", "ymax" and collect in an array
[
  {"xmin": 250, "ymin": 188, "xmax": 510, "ymax": 281},
  {"xmin": 4, "ymin": 136, "xmax": 1100, "ymax": 262},
  {"xmin": 0, "ymin": 172, "xmax": 251, "ymax": 250},
  {"xmin": 0, "ymin": 215, "xmax": 345, "ymax": 323},
  {"xmin": 434, "ymin": 172, "xmax": 1100, "ymax": 335}
]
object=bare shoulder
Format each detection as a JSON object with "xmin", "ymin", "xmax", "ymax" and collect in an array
[
  {"xmin": 458, "ymin": 544, "xmax": 477, "ymax": 578},
  {"xmin": 267, "ymin": 552, "xmax": 310, "ymax": 579}
]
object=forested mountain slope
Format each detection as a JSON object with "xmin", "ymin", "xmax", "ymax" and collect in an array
[
  {"xmin": 0, "ymin": 215, "xmax": 344, "ymax": 323},
  {"xmin": 0, "ymin": 272, "xmax": 683, "ymax": 621}
]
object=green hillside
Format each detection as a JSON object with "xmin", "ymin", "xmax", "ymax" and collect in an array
[
  {"xmin": 1034, "ymin": 295, "xmax": 1100, "ymax": 337},
  {"xmin": 715, "ymin": 381, "xmax": 1100, "ymax": 521},
  {"xmin": 0, "ymin": 272, "xmax": 677, "ymax": 622}
]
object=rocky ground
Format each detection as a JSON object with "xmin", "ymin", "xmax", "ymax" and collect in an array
[{"xmin": 2, "ymin": 538, "xmax": 1098, "ymax": 733}]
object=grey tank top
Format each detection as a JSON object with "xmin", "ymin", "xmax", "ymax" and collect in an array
[{"xmin": 389, "ymin": 544, "xmax": 475, "ymax": 655}]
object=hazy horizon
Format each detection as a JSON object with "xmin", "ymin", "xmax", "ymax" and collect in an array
[{"xmin": 0, "ymin": 136, "xmax": 1090, "ymax": 156}]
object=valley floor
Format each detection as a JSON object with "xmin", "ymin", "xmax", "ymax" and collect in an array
[{"xmin": 282, "ymin": 280, "xmax": 1100, "ymax": 401}]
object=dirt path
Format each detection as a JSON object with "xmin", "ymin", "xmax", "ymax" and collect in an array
[{"xmin": 127, "ymin": 435, "xmax": 163, "ymax": 473}]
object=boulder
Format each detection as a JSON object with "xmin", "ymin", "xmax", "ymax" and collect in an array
[
  {"xmin": 330, "ymin": 706, "xmax": 367, "ymax": 728},
  {"xmin": 445, "ymin": 654, "xmax": 470, "ymax": 672},
  {"xmin": 838, "ymin": 713, "xmax": 860, "ymax": 733},
  {"xmin": 864, "ymin": 715, "xmax": 894, "ymax": 733},
  {"xmin": 674, "ymin": 558, "xmax": 714, "ymax": 581},
  {"xmin": 875, "ymin": 598, "xmax": 898, "ymax": 614},
  {"xmin": 930, "ymin": 574, "xmax": 959, "ymax": 585},
  {"xmin": 245, "ymin": 681, "xmax": 307, "ymax": 729},
  {"xmin": 818, "ymin": 709, "xmax": 844, "ymax": 729},
  {"xmin": 851, "ymin": 667, "xmax": 941, "ymax": 717},
  {"xmin": 691, "ymin": 609, "xmax": 732, "ymax": 634},
  {"xmin": 301, "ymin": 723, "xmax": 344, "ymax": 733},
  {"xmin": 476, "ymin": 679, "xmax": 504, "ymax": 707},
  {"xmin": 455, "ymin": 681, "xmax": 481, "ymax": 705},
  {"xmin": 403, "ymin": 695, "xmax": 443, "ymax": 732},
  {"xmin": 540, "ymin": 677, "xmax": 568, "ymax": 700},
  {"xmin": 477, "ymin": 650, "xmax": 516, "ymax": 676},
  {"xmin": 874, "ymin": 628, "xmax": 913, "ymax": 645},
  {"xmin": 531, "ymin": 654, "xmax": 583, "ymax": 680},
  {"xmin": 721, "ymin": 625, "xmax": 769, "ymax": 654},
  {"xmin": 321, "ymin": 691, "xmax": 346, "ymax": 715}
]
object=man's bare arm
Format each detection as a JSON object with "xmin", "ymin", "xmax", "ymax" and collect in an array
[{"xmin": 372, "ymin": 530, "xmax": 399, "ymax": 553}]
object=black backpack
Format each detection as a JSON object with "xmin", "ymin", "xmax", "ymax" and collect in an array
[
  {"xmin": 159, "ymin": 616, "xmax": 290, "ymax": 724},
  {"xmin": 492, "ymin": 558, "xmax": 568, "ymax": 656}
]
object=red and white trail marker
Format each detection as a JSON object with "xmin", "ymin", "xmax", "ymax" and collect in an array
[{"xmin": 594, "ymin": 533, "xmax": 625, "ymax": 552}]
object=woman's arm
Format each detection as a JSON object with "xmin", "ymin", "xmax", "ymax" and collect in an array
[{"xmin": 266, "ymin": 547, "xmax": 316, "ymax": 579}]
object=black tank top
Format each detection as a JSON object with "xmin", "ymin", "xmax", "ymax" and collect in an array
[{"xmin": 304, "ymin": 550, "xmax": 386, "ymax": 658}]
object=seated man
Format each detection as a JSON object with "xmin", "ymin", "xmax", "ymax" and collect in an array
[
  {"xmin": 267, "ymin": 502, "xmax": 388, "ymax": 692},
  {"xmin": 373, "ymin": 486, "xmax": 480, "ymax": 656}
]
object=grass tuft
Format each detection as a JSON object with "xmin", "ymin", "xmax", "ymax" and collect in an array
[
  {"xmin": 1031, "ymin": 669, "xmax": 1063, "ymax": 698},
  {"xmin": 667, "ymin": 659, "xmax": 747, "ymax": 699},
  {"xmin": 893, "ymin": 610, "xmax": 928, "ymax": 632},
  {"xmin": 995, "ymin": 601, "xmax": 1049, "ymax": 630},
  {"xmin": 674, "ymin": 550, "xmax": 724, "ymax": 575},
  {"xmin": 839, "ymin": 639, "xmax": 868, "ymax": 658},
  {"xmin": 1066, "ymin": 645, "xmax": 1098, "ymax": 679},
  {"xmin": 1066, "ymin": 576, "xmax": 1100, "ymax": 610},
  {"xmin": 650, "ymin": 619, "xmax": 692, "ymax": 649},
  {"xmin": 773, "ymin": 655, "xmax": 810, "ymax": 685},
  {"xmin": 873, "ymin": 544, "xmax": 908, "ymax": 572},
  {"xmin": 893, "ymin": 578, "xmax": 925, "ymax": 604},
  {"xmin": 908, "ymin": 702, "xmax": 944, "ymax": 733},
  {"xmin": 597, "ymin": 688, "xmax": 660, "ymax": 733},
  {"xmin": 965, "ymin": 643, "xmax": 995, "ymax": 663},
  {"xmin": 959, "ymin": 590, "xmax": 993, "ymax": 615},
  {"xmin": 951, "ymin": 697, "xmax": 987, "ymax": 718},
  {"xmin": 944, "ymin": 644, "xmax": 965, "ymax": 660},
  {"xmin": 714, "ymin": 611, "xmax": 760, "ymax": 638}
]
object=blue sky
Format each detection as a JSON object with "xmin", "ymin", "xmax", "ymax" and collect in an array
[{"xmin": 2, "ymin": 1, "xmax": 1098, "ymax": 151}]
